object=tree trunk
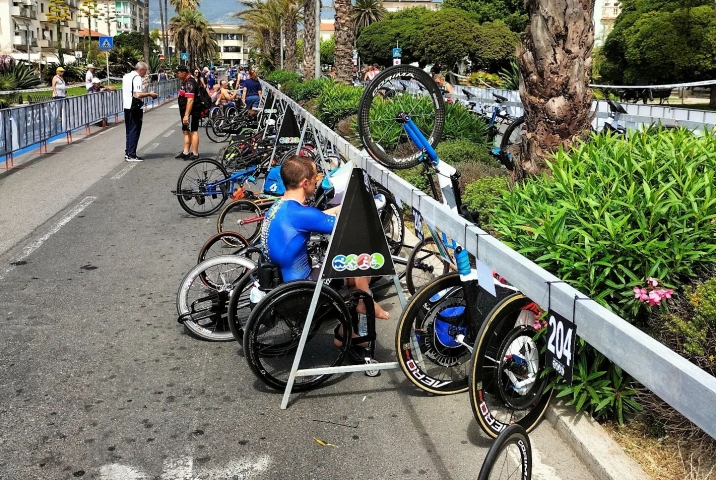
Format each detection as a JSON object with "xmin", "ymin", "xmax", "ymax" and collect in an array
[
  {"xmin": 302, "ymin": 0, "xmax": 316, "ymax": 78},
  {"xmin": 270, "ymin": 29, "xmax": 281, "ymax": 69},
  {"xmin": 515, "ymin": 0, "xmax": 596, "ymax": 180},
  {"xmin": 143, "ymin": 1, "xmax": 150, "ymax": 62},
  {"xmin": 333, "ymin": 0, "xmax": 354, "ymax": 83},
  {"xmin": 164, "ymin": 0, "xmax": 170, "ymax": 59},
  {"xmin": 158, "ymin": 0, "xmax": 167, "ymax": 57},
  {"xmin": 56, "ymin": 21, "xmax": 64, "ymax": 66},
  {"xmin": 284, "ymin": 14, "xmax": 297, "ymax": 72}
]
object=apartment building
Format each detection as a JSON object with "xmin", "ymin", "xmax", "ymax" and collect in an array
[
  {"xmin": 381, "ymin": 0, "xmax": 439, "ymax": 12},
  {"xmin": 0, "ymin": 0, "xmax": 81, "ymax": 61},
  {"xmin": 594, "ymin": 0, "xmax": 621, "ymax": 46},
  {"xmin": 212, "ymin": 24, "xmax": 249, "ymax": 66}
]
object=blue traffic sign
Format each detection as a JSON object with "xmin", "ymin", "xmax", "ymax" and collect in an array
[
  {"xmin": 392, "ymin": 47, "xmax": 402, "ymax": 58},
  {"xmin": 99, "ymin": 36, "xmax": 113, "ymax": 50},
  {"xmin": 180, "ymin": 52, "xmax": 189, "ymax": 61}
]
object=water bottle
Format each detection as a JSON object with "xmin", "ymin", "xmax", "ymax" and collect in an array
[
  {"xmin": 357, "ymin": 314, "xmax": 368, "ymax": 337},
  {"xmin": 249, "ymin": 282, "xmax": 266, "ymax": 305}
]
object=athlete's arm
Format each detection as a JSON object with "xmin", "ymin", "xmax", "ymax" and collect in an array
[{"xmin": 291, "ymin": 203, "xmax": 336, "ymax": 235}]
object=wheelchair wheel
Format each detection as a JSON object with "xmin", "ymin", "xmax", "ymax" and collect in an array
[
  {"xmin": 227, "ymin": 266, "xmax": 257, "ymax": 342},
  {"xmin": 176, "ymin": 255, "xmax": 256, "ymax": 342},
  {"xmin": 216, "ymin": 199, "xmax": 265, "ymax": 242},
  {"xmin": 469, "ymin": 293, "xmax": 553, "ymax": 438},
  {"xmin": 243, "ymin": 281, "xmax": 352, "ymax": 391}
]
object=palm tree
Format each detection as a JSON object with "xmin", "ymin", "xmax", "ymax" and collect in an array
[
  {"xmin": 237, "ymin": 0, "xmax": 282, "ymax": 69},
  {"xmin": 352, "ymin": 0, "xmax": 386, "ymax": 37},
  {"xmin": 278, "ymin": 0, "xmax": 302, "ymax": 72},
  {"xmin": 333, "ymin": 0, "xmax": 354, "ymax": 83},
  {"xmin": 301, "ymin": 0, "xmax": 317, "ymax": 77},
  {"xmin": 514, "ymin": 0, "xmax": 596, "ymax": 179},
  {"xmin": 169, "ymin": 0, "xmax": 200, "ymax": 14},
  {"xmin": 170, "ymin": 9, "xmax": 218, "ymax": 67}
]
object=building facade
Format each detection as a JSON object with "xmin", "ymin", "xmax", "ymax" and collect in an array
[
  {"xmin": 0, "ymin": 0, "xmax": 82, "ymax": 61},
  {"xmin": 593, "ymin": 0, "xmax": 621, "ymax": 46},
  {"xmin": 82, "ymin": 0, "xmax": 145, "ymax": 38},
  {"xmin": 381, "ymin": 0, "xmax": 439, "ymax": 12},
  {"xmin": 212, "ymin": 25, "xmax": 249, "ymax": 66}
]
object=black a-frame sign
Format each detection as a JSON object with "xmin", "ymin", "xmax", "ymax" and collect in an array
[
  {"xmin": 323, "ymin": 168, "xmax": 396, "ymax": 279},
  {"xmin": 277, "ymin": 105, "xmax": 301, "ymax": 144}
]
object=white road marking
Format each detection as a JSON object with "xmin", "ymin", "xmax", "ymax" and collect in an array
[
  {"xmin": 169, "ymin": 104, "xmax": 180, "ymax": 109},
  {"xmin": 0, "ymin": 196, "xmax": 96, "ymax": 281},
  {"xmin": 163, "ymin": 130, "xmax": 175, "ymax": 137},
  {"xmin": 112, "ymin": 164, "xmax": 136, "ymax": 180},
  {"xmin": 97, "ymin": 455, "xmax": 270, "ymax": 479},
  {"xmin": 99, "ymin": 464, "xmax": 148, "ymax": 480},
  {"xmin": 144, "ymin": 142, "xmax": 160, "ymax": 153}
]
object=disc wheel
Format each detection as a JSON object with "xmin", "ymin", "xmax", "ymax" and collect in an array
[
  {"xmin": 176, "ymin": 158, "xmax": 230, "ymax": 217},
  {"xmin": 176, "ymin": 255, "xmax": 256, "ymax": 342},
  {"xmin": 406, "ymin": 237, "xmax": 452, "ymax": 295},
  {"xmin": 477, "ymin": 424, "xmax": 532, "ymax": 480},
  {"xmin": 197, "ymin": 231, "xmax": 250, "ymax": 264},
  {"xmin": 243, "ymin": 281, "xmax": 352, "ymax": 391},
  {"xmin": 469, "ymin": 293, "xmax": 553, "ymax": 438},
  {"xmin": 216, "ymin": 199, "xmax": 265, "ymax": 242},
  {"xmin": 357, "ymin": 65, "xmax": 445, "ymax": 170}
]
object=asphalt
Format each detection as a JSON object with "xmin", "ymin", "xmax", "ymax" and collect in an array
[{"xmin": 0, "ymin": 100, "xmax": 603, "ymax": 480}]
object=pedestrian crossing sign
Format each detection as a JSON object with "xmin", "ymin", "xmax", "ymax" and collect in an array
[{"xmin": 99, "ymin": 36, "xmax": 113, "ymax": 51}]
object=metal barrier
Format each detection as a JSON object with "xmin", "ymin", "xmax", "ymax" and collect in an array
[
  {"xmin": 261, "ymin": 81, "xmax": 716, "ymax": 439},
  {"xmin": 0, "ymin": 78, "xmax": 181, "ymax": 164}
]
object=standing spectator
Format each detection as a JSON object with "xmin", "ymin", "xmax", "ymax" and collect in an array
[
  {"xmin": 193, "ymin": 68, "xmax": 201, "ymax": 80},
  {"xmin": 207, "ymin": 67, "xmax": 217, "ymax": 89},
  {"xmin": 199, "ymin": 67, "xmax": 209, "ymax": 89},
  {"xmin": 242, "ymin": 69, "xmax": 262, "ymax": 113},
  {"xmin": 52, "ymin": 67, "xmax": 66, "ymax": 98},
  {"xmin": 175, "ymin": 65, "xmax": 201, "ymax": 160},
  {"xmin": 158, "ymin": 68, "xmax": 168, "ymax": 82},
  {"xmin": 122, "ymin": 61, "xmax": 158, "ymax": 162},
  {"xmin": 85, "ymin": 64, "xmax": 95, "ymax": 92},
  {"xmin": 365, "ymin": 64, "xmax": 379, "ymax": 82}
]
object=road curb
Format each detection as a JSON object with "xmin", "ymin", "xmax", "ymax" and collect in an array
[{"xmin": 546, "ymin": 402, "xmax": 651, "ymax": 480}]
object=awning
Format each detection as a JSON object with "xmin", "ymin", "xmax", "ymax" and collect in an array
[{"xmin": 7, "ymin": 52, "xmax": 78, "ymax": 64}]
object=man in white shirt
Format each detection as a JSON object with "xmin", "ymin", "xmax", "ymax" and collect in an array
[
  {"xmin": 122, "ymin": 62, "xmax": 157, "ymax": 162},
  {"xmin": 85, "ymin": 64, "xmax": 95, "ymax": 92}
]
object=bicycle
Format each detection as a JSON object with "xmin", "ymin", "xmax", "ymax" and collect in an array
[
  {"xmin": 477, "ymin": 424, "xmax": 532, "ymax": 480},
  {"xmin": 357, "ymin": 65, "xmax": 553, "ymax": 437}
]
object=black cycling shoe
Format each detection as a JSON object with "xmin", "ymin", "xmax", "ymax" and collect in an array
[{"xmin": 175, "ymin": 152, "xmax": 189, "ymax": 160}]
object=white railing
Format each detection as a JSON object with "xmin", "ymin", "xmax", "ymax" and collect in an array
[{"xmin": 261, "ymin": 81, "xmax": 716, "ymax": 439}]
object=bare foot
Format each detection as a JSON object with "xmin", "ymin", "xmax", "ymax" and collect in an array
[{"xmin": 356, "ymin": 299, "xmax": 391, "ymax": 320}]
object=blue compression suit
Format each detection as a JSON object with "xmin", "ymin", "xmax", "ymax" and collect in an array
[{"xmin": 260, "ymin": 199, "xmax": 336, "ymax": 282}]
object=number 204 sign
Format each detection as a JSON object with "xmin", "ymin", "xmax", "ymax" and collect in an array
[{"xmin": 546, "ymin": 310, "xmax": 577, "ymax": 384}]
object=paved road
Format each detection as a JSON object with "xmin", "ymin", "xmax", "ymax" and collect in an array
[{"xmin": 0, "ymin": 102, "xmax": 597, "ymax": 480}]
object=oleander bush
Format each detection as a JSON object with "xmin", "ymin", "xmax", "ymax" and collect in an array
[
  {"xmin": 436, "ymin": 139, "xmax": 499, "ymax": 167},
  {"xmin": 314, "ymin": 83, "xmax": 363, "ymax": 128},
  {"xmin": 491, "ymin": 127, "xmax": 716, "ymax": 422}
]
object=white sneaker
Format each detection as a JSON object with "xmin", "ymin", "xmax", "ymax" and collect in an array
[{"xmin": 125, "ymin": 156, "xmax": 143, "ymax": 162}]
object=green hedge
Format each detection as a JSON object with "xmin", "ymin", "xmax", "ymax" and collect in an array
[
  {"xmin": 436, "ymin": 139, "xmax": 499, "ymax": 167},
  {"xmin": 265, "ymin": 70, "xmax": 301, "ymax": 85},
  {"xmin": 315, "ymin": 83, "xmax": 364, "ymax": 128}
]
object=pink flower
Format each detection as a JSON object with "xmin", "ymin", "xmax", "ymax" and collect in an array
[
  {"xmin": 633, "ymin": 287, "xmax": 649, "ymax": 302},
  {"xmin": 647, "ymin": 277, "xmax": 659, "ymax": 287},
  {"xmin": 648, "ymin": 291, "xmax": 662, "ymax": 306},
  {"xmin": 533, "ymin": 320, "xmax": 542, "ymax": 331}
]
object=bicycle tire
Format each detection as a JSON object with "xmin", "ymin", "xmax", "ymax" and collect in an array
[
  {"xmin": 499, "ymin": 116, "xmax": 524, "ymax": 171},
  {"xmin": 373, "ymin": 183, "xmax": 405, "ymax": 256},
  {"xmin": 477, "ymin": 424, "xmax": 532, "ymax": 480},
  {"xmin": 406, "ymin": 237, "xmax": 451, "ymax": 295},
  {"xmin": 395, "ymin": 273, "xmax": 514, "ymax": 395},
  {"xmin": 357, "ymin": 65, "xmax": 445, "ymax": 170},
  {"xmin": 206, "ymin": 118, "xmax": 231, "ymax": 143},
  {"xmin": 469, "ymin": 293, "xmax": 553, "ymax": 438},
  {"xmin": 197, "ymin": 231, "xmax": 250, "ymax": 264},
  {"xmin": 176, "ymin": 158, "xmax": 230, "ymax": 217},
  {"xmin": 243, "ymin": 281, "xmax": 352, "ymax": 391},
  {"xmin": 224, "ymin": 106, "xmax": 238, "ymax": 119},
  {"xmin": 216, "ymin": 199, "xmax": 265, "ymax": 242},
  {"xmin": 176, "ymin": 255, "xmax": 256, "ymax": 342}
]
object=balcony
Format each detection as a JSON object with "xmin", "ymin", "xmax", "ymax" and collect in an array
[
  {"xmin": 66, "ymin": 20, "xmax": 77, "ymax": 28},
  {"xmin": 601, "ymin": 6, "xmax": 621, "ymax": 20},
  {"xmin": 11, "ymin": 5, "xmax": 37, "ymax": 19},
  {"xmin": 39, "ymin": 39, "xmax": 57, "ymax": 48}
]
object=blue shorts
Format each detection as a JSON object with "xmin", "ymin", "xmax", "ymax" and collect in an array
[{"xmin": 245, "ymin": 95, "xmax": 260, "ymax": 109}]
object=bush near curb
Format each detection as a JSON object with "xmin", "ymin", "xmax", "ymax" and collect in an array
[{"xmin": 265, "ymin": 70, "xmax": 300, "ymax": 86}]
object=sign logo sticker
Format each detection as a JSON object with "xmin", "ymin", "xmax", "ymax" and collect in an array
[
  {"xmin": 332, "ymin": 253, "xmax": 385, "ymax": 272},
  {"xmin": 332, "ymin": 255, "xmax": 347, "ymax": 272}
]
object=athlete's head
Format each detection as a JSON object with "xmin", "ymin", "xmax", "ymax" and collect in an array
[{"xmin": 281, "ymin": 155, "xmax": 317, "ymax": 195}]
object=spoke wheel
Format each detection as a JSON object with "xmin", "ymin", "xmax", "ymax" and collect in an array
[
  {"xmin": 197, "ymin": 231, "xmax": 250, "ymax": 264},
  {"xmin": 216, "ymin": 199, "xmax": 265, "ymax": 242},
  {"xmin": 406, "ymin": 237, "xmax": 452, "ymax": 295},
  {"xmin": 176, "ymin": 158, "xmax": 229, "ymax": 217},
  {"xmin": 176, "ymin": 256, "xmax": 256, "ymax": 342},
  {"xmin": 478, "ymin": 424, "xmax": 532, "ymax": 480},
  {"xmin": 357, "ymin": 65, "xmax": 445, "ymax": 169},
  {"xmin": 469, "ymin": 293, "xmax": 553, "ymax": 438}
]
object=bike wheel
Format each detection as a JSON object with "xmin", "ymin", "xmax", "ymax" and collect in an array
[
  {"xmin": 469, "ymin": 293, "xmax": 553, "ymax": 438},
  {"xmin": 477, "ymin": 424, "xmax": 532, "ymax": 480},
  {"xmin": 374, "ymin": 184, "xmax": 405, "ymax": 256},
  {"xmin": 406, "ymin": 238, "xmax": 451, "ymax": 295},
  {"xmin": 499, "ymin": 116, "xmax": 524, "ymax": 171},
  {"xmin": 209, "ymin": 106, "xmax": 223, "ymax": 121},
  {"xmin": 197, "ymin": 231, "xmax": 250, "ymax": 264},
  {"xmin": 216, "ymin": 199, "xmax": 265, "ymax": 242},
  {"xmin": 176, "ymin": 255, "xmax": 256, "ymax": 342},
  {"xmin": 357, "ymin": 65, "xmax": 445, "ymax": 170},
  {"xmin": 206, "ymin": 118, "xmax": 230, "ymax": 143},
  {"xmin": 227, "ymin": 266, "xmax": 257, "ymax": 342},
  {"xmin": 224, "ymin": 106, "xmax": 238, "ymax": 119},
  {"xmin": 176, "ymin": 158, "xmax": 230, "ymax": 217},
  {"xmin": 243, "ymin": 281, "xmax": 352, "ymax": 391}
]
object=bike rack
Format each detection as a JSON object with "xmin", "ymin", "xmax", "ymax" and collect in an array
[{"xmin": 280, "ymin": 167, "xmax": 408, "ymax": 409}]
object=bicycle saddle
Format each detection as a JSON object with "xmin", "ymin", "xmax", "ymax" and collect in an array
[
  {"xmin": 493, "ymin": 94, "xmax": 508, "ymax": 103},
  {"xmin": 462, "ymin": 88, "xmax": 475, "ymax": 99}
]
